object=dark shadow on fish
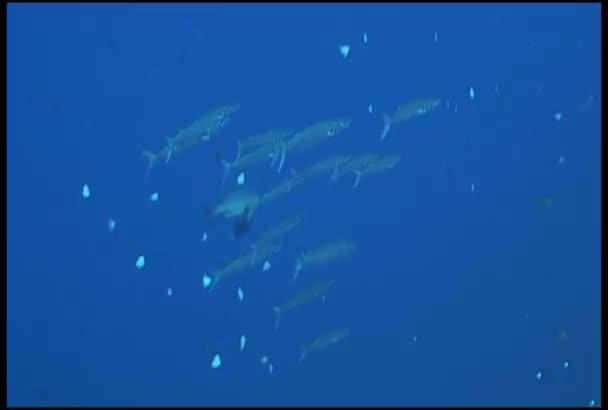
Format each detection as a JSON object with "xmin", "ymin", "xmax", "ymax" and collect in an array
[{"xmin": 232, "ymin": 207, "xmax": 253, "ymax": 239}]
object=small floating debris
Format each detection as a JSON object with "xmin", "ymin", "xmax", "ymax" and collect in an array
[
  {"xmin": 211, "ymin": 353, "xmax": 222, "ymax": 369},
  {"xmin": 240, "ymin": 335, "xmax": 247, "ymax": 351},
  {"xmin": 260, "ymin": 355, "xmax": 269, "ymax": 365},
  {"xmin": 201, "ymin": 232, "xmax": 208, "ymax": 242},
  {"xmin": 535, "ymin": 371, "xmax": 543, "ymax": 381},
  {"xmin": 81, "ymin": 184, "xmax": 91, "ymax": 199},
  {"xmin": 471, "ymin": 183, "xmax": 476, "ymax": 193},
  {"xmin": 107, "ymin": 218, "xmax": 116, "ymax": 233},
  {"xmin": 237, "ymin": 286, "xmax": 244, "ymax": 302},
  {"xmin": 268, "ymin": 363, "xmax": 274, "ymax": 374},
  {"xmin": 554, "ymin": 112, "xmax": 563, "ymax": 121},
  {"xmin": 149, "ymin": 192, "xmax": 159, "ymax": 202},
  {"xmin": 167, "ymin": 286, "xmax": 173, "ymax": 296},
  {"xmin": 469, "ymin": 86, "xmax": 475, "ymax": 100},
  {"xmin": 339, "ymin": 44, "xmax": 350, "ymax": 59},
  {"xmin": 558, "ymin": 155, "xmax": 565, "ymax": 166},
  {"xmin": 202, "ymin": 274, "xmax": 212, "ymax": 289},
  {"xmin": 563, "ymin": 361, "xmax": 569, "ymax": 369},
  {"xmin": 589, "ymin": 399, "xmax": 596, "ymax": 407},
  {"xmin": 262, "ymin": 260, "xmax": 271, "ymax": 272},
  {"xmin": 237, "ymin": 172, "xmax": 245, "ymax": 185},
  {"xmin": 433, "ymin": 31, "xmax": 438, "ymax": 44},
  {"xmin": 135, "ymin": 255, "xmax": 146, "ymax": 270},
  {"xmin": 362, "ymin": 32, "xmax": 368, "ymax": 44},
  {"xmin": 413, "ymin": 335, "xmax": 418, "ymax": 342},
  {"xmin": 368, "ymin": 104, "xmax": 373, "ymax": 114}
]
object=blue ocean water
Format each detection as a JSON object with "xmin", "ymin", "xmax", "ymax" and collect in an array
[{"xmin": 6, "ymin": 3, "xmax": 601, "ymax": 407}]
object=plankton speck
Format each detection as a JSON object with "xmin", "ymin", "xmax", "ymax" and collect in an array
[
  {"xmin": 339, "ymin": 44, "xmax": 350, "ymax": 58},
  {"xmin": 81, "ymin": 184, "xmax": 91, "ymax": 199},
  {"xmin": 135, "ymin": 255, "xmax": 145, "ymax": 270},
  {"xmin": 211, "ymin": 353, "xmax": 222, "ymax": 369},
  {"xmin": 107, "ymin": 218, "xmax": 116, "ymax": 232}
]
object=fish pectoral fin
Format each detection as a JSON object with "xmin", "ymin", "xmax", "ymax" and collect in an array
[
  {"xmin": 352, "ymin": 171, "xmax": 362, "ymax": 191},
  {"xmin": 380, "ymin": 113, "xmax": 392, "ymax": 142},
  {"xmin": 273, "ymin": 306, "xmax": 281, "ymax": 330},
  {"xmin": 298, "ymin": 347, "xmax": 307, "ymax": 363},
  {"xmin": 269, "ymin": 146, "xmax": 279, "ymax": 168},
  {"xmin": 293, "ymin": 258, "xmax": 303, "ymax": 280},
  {"xmin": 142, "ymin": 150, "xmax": 158, "ymax": 175},
  {"xmin": 277, "ymin": 143, "xmax": 287, "ymax": 174},
  {"xmin": 328, "ymin": 163, "xmax": 340, "ymax": 184},
  {"xmin": 164, "ymin": 136, "xmax": 175, "ymax": 163}
]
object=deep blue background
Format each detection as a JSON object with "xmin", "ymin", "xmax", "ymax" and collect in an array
[{"xmin": 7, "ymin": 3, "xmax": 601, "ymax": 406}]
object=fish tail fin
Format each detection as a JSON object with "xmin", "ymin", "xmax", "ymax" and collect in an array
[
  {"xmin": 380, "ymin": 113, "xmax": 392, "ymax": 142},
  {"xmin": 218, "ymin": 140, "xmax": 242, "ymax": 186},
  {"xmin": 352, "ymin": 170, "xmax": 362, "ymax": 191},
  {"xmin": 142, "ymin": 149, "xmax": 158, "ymax": 176},
  {"xmin": 273, "ymin": 306, "xmax": 281, "ymax": 331},
  {"xmin": 292, "ymin": 257, "xmax": 303, "ymax": 280},
  {"xmin": 298, "ymin": 346, "xmax": 307, "ymax": 363}
]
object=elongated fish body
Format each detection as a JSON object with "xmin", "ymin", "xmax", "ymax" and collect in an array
[
  {"xmin": 381, "ymin": 97, "xmax": 441, "ymax": 141},
  {"xmin": 206, "ymin": 243, "xmax": 281, "ymax": 291},
  {"xmin": 254, "ymin": 214, "xmax": 306, "ymax": 248},
  {"xmin": 293, "ymin": 155, "xmax": 352, "ymax": 181},
  {"xmin": 301, "ymin": 240, "xmax": 358, "ymax": 265},
  {"xmin": 240, "ymin": 129, "xmax": 294, "ymax": 153},
  {"xmin": 143, "ymin": 104, "xmax": 239, "ymax": 175},
  {"xmin": 273, "ymin": 280, "xmax": 334, "ymax": 330},
  {"xmin": 294, "ymin": 241, "xmax": 358, "ymax": 279},
  {"xmin": 219, "ymin": 141, "xmax": 280, "ymax": 185},
  {"xmin": 329, "ymin": 153, "xmax": 378, "ymax": 184},
  {"xmin": 299, "ymin": 328, "xmax": 351, "ymax": 362},
  {"xmin": 258, "ymin": 171, "xmax": 306, "ymax": 206},
  {"xmin": 391, "ymin": 98, "xmax": 441, "ymax": 123},
  {"xmin": 171, "ymin": 103, "xmax": 239, "ymax": 146},
  {"xmin": 349, "ymin": 154, "xmax": 401, "ymax": 190},
  {"xmin": 287, "ymin": 118, "xmax": 352, "ymax": 153},
  {"xmin": 212, "ymin": 189, "xmax": 260, "ymax": 219}
]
